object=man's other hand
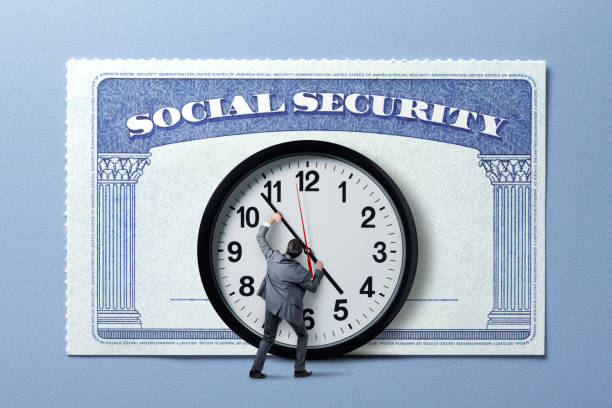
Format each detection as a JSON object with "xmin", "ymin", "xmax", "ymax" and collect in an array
[
  {"xmin": 315, "ymin": 260, "xmax": 324, "ymax": 270},
  {"xmin": 268, "ymin": 212, "xmax": 282, "ymax": 224}
]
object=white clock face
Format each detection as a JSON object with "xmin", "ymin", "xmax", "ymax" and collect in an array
[{"xmin": 209, "ymin": 152, "xmax": 407, "ymax": 349}]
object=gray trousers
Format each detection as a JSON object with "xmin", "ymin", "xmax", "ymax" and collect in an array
[{"xmin": 251, "ymin": 309, "xmax": 308, "ymax": 372}]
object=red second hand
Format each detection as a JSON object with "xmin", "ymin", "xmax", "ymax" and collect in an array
[{"xmin": 296, "ymin": 184, "xmax": 313, "ymax": 278}]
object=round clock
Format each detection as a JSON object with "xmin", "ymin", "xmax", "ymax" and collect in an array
[{"xmin": 198, "ymin": 140, "xmax": 417, "ymax": 359}]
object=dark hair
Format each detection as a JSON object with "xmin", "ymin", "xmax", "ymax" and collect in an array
[{"xmin": 286, "ymin": 238, "xmax": 303, "ymax": 258}]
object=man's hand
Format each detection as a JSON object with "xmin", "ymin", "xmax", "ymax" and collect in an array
[
  {"xmin": 315, "ymin": 260, "xmax": 324, "ymax": 270},
  {"xmin": 268, "ymin": 212, "xmax": 282, "ymax": 224}
]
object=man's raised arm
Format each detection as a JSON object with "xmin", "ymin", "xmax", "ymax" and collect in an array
[{"xmin": 256, "ymin": 212, "xmax": 282, "ymax": 260}]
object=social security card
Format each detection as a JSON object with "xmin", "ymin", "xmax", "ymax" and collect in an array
[{"xmin": 66, "ymin": 59, "xmax": 546, "ymax": 355}]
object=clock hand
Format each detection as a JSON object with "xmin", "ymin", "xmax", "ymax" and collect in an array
[
  {"xmin": 260, "ymin": 193, "xmax": 344, "ymax": 295},
  {"xmin": 295, "ymin": 184, "xmax": 314, "ymax": 278}
]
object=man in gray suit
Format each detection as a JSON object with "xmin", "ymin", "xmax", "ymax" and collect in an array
[{"xmin": 249, "ymin": 212, "xmax": 324, "ymax": 379}]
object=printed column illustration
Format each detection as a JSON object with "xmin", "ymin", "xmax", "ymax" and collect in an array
[
  {"xmin": 96, "ymin": 154, "xmax": 150, "ymax": 328},
  {"xmin": 478, "ymin": 155, "xmax": 531, "ymax": 330}
]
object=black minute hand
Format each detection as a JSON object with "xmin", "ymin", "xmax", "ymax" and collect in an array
[{"xmin": 260, "ymin": 193, "xmax": 344, "ymax": 295}]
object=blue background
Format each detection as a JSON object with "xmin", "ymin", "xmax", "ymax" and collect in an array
[{"xmin": 1, "ymin": 1, "xmax": 610, "ymax": 406}]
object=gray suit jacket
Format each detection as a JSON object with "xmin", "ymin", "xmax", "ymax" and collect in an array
[{"xmin": 256, "ymin": 225, "xmax": 323, "ymax": 325}]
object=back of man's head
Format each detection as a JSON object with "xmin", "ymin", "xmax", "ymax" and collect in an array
[{"xmin": 286, "ymin": 238, "xmax": 303, "ymax": 258}]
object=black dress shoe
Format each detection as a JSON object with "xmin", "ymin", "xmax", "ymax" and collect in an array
[
  {"xmin": 294, "ymin": 370, "xmax": 312, "ymax": 378},
  {"xmin": 249, "ymin": 369, "xmax": 266, "ymax": 379}
]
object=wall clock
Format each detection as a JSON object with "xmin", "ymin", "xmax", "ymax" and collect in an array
[{"xmin": 198, "ymin": 140, "xmax": 418, "ymax": 358}]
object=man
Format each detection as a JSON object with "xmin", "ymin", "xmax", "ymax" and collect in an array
[{"xmin": 249, "ymin": 212, "xmax": 324, "ymax": 379}]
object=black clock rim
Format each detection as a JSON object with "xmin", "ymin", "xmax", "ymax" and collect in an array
[{"xmin": 197, "ymin": 140, "xmax": 418, "ymax": 360}]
